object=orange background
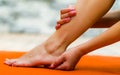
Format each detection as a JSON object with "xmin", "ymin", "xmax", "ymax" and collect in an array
[{"xmin": 0, "ymin": 51, "xmax": 120, "ymax": 75}]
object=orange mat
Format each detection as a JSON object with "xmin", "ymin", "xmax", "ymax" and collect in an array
[{"xmin": 0, "ymin": 51, "xmax": 120, "ymax": 75}]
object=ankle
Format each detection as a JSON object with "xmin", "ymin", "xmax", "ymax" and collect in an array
[
  {"xmin": 44, "ymin": 36, "xmax": 67, "ymax": 55},
  {"xmin": 44, "ymin": 31, "xmax": 72, "ymax": 55}
]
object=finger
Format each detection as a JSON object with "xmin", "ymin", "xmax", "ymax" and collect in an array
[
  {"xmin": 55, "ymin": 62, "xmax": 69, "ymax": 70},
  {"xmin": 61, "ymin": 10, "xmax": 76, "ymax": 19},
  {"xmin": 55, "ymin": 63, "xmax": 66, "ymax": 70},
  {"xmin": 57, "ymin": 17, "xmax": 71, "ymax": 25},
  {"xmin": 55, "ymin": 24, "xmax": 61, "ymax": 30},
  {"xmin": 60, "ymin": 8, "xmax": 75, "ymax": 14},
  {"xmin": 56, "ymin": 62, "xmax": 74, "ymax": 71},
  {"xmin": 55, "ymin": 17, "xmax": 71, "ymax": 30},
  {"xmin": 49, "ymin": 56, "xmax": 65, "ymax": 69}
]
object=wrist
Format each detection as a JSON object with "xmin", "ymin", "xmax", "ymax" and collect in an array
[{"xmin": 74, "ymin": 43, "xmax": 93, "ymax": 56}]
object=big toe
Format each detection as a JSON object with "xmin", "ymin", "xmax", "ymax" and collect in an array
[{"xmin": 4, "ymin": 59, "xmax": 18, "ymax": 66}]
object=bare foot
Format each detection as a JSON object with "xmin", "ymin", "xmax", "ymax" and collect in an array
[{"xmin": 4, "ymin": 37, "xmax": 67, "ymax": 67}]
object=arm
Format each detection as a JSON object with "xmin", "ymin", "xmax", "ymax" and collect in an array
[
  {"xmin": 51, "ymin": 21, "xmax": 120, "ymax": 70},
  {"xmin": 50, "ymin": 0, "xmax": 115, "ymax": 70},
  {"xmin": 79, "ymin": 21, "xmax": 120, "ymax": 54},
  {"xmin": 92, "ymin": 10, "xmax": 120, "ymax": 28}
]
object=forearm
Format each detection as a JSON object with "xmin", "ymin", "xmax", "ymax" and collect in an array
[
  {"xmin": 91, "ymin": 10, "xmax": 120, "ymax": 28},
  {"xmin": 78, "ymin": 21, "xmax": 120, "ymax": 55}
]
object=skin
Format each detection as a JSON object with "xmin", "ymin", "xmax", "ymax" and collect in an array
[
  {"xmin": 51, "ymin": 2, "xmax": 120, "ymax": 71},
  {"xmin": 51, "ymin": 21, "xmax": 120, "ymax": 70},
  {"xmin": 56, "ymin": 7, "xmax": 120, "ymax": 29},
  {"xmin": 92, "ymin": 10, "xmax": 120, "ymax": 28},
  {"xmin": 4, "ymin": 0, "xmax": 115, "ymax": 70}
]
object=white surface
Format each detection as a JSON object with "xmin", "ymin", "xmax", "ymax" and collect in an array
[{"xmin": 0, "ymin": 33, "xmax": 120, "ymax": 57}]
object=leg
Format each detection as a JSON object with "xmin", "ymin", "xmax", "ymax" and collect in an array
[{"xmin": 5, "ymin": 0, "xmax": 114, "ymax": 67}]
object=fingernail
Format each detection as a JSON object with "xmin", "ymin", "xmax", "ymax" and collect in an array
[
  {"xmin": 55, "ymin": 24, "xmax": 61, "ymax": 30},
  {"xmin": 64, "ymin": 18, "xmax": 71, "ymax": 22},
  {"xmin": 49, "ymin": 64, "xmax": 55, "ymax": 69},
  {"xmin": 70, "ymin": 11, "xmax": 76, "ymax": 14},
  {"xmin": 51, "ymin": 64, "xmax": 54, "ymax": 68},
  {"xmin": 65, "ymin": 17, "xmax": 71, "ymax": 20}
]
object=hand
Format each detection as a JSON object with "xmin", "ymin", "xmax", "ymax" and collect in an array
[
  {"xmin": 49, "ymin": 48, "xmax": 83, "ymax": 71},
  {"xmin": 55, "ymin": 6, "xmax": 76, "ymax": 30}
]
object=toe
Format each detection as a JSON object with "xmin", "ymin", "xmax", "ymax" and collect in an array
[
  {"xmin": 12, "ymin": 62, "xmax": 22, "ymax": 67},
  {"xmin": 4, "ymin": 59, "xmax": 18, "ymax": 66},
  {"xmin": 12, "ymin": 60, "xmax": 32, "ymax": 67}
]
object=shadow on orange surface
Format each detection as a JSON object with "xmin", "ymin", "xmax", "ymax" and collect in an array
[{"xmin": 0, "ymin": 51, "xmax": 120, "ymax": 75}]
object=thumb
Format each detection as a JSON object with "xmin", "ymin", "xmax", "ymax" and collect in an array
[{"xmin": 49, "ymin": 56, "xmax": 65, "ymax": 69}]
